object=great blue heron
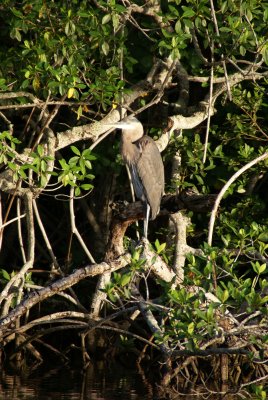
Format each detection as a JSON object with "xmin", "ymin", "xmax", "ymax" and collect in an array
[{"xmin": 111, "ymin": 116, "xmax": 165, "ymax": 238}]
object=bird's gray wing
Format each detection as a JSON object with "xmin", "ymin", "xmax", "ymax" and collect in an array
[
  {"xmin": 135, "ymin": 136, "xmax": 164, "ymax": 219},
  {"xmin": 129, "ymin": 164, "xmax": 145, "ymax": 201}
]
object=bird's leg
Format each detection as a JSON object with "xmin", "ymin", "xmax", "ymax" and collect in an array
[{"xmin": 144, "ymin": 203, "xmax": 150, "ymax": 238}]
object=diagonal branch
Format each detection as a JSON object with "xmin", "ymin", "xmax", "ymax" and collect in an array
[{"xmin": 0, "ymin": 254, "xmax": 132, "ymax": 333}]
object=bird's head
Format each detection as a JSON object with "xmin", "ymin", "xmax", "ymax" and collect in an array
[{"xmin": 108, "ymin": 116, "xmax": 144, "ymax": 142}]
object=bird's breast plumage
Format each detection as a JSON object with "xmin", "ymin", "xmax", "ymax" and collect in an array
[{"xmin": 133, "ymin": 136, "xmax": 164, "ymax": 219}]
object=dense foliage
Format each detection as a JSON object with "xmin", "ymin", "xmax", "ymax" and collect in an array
[{"xmin": 0, "ymin": 0, "xmax": 267, "ymax": 397}]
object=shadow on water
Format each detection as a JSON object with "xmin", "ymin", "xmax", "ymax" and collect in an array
[
  {"xmin": 0, "ymin": 361, "xmax": 154, "ymax": 400},
  {"xmin": 0, "ymin": 361, "xmax": 267, "ymax": 399}
]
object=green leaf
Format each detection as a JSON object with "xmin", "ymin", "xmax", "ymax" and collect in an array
[
  {"xmin": 80, "ymin": 183, "xmax": 93, "ymax": 190},
  {"xmin": 102, "ymin": 42, "xmax": 110, "ymax": 56},
  {"xmin": 67, "ymin": 87, "xmax": 75, "ymax": 98},
  {"xmin": 85, "ymin": 173, "xmax": 95, "ymax": 180},
  {"xmin": 112, "ymin": 14, "xmax": 120, "ymax": 30},
  {"xmin": 102, "ymin": 14, "xmax": 111, "ymax": 24},
  {"xmin": 207, "ymin": 304, "xmax": 214, "ymax": 322},
  {"xmin": 239, "ymin": 45, "xmax": 246, "ymax": 56},
  {"xmin": 71, "ymin": 146, "xmax": 81, "ymax": 156},
  {"xmin": 196, "ymin": 175, "xmax": 204, "ymax": 185},
  {"xmin": 221, "ymin": 1, "xmax": 228, "ymax": 13},
  {"xmin": 7, "ymin": 162, "xmax": 17, "ymax": 171},
  {"xmin": 258, "ymin": 264, "xmax": 267, "ymax": 274},
  {"xmin": 252, "ymin": 262, "xmax": 267, "ymax": 275},
  {"xmin": 84, "ymin": 160, "xmax": 92, "ymax": 169},
  {"xmin": 59, "ymin": 159, "xmax": 69, "ymax": 169},
  {"xmin": 222, "ymin": 289, "xmax": 229, "ymax": 303},
  {"xmin": 40, "ymin": 160, "xmax": 47, "ymax": 172},
  {"xmin": 258, "ymin": 232, "xmax": 268, "ymax": 242},
  {"xmin": 175, "ymin": 20, "xmax": 181, "ymax": 34},
  {"xmin": 171, "ymin": 48, "xmax": 180, "ymax": 60},
  {"xmin": 1, "ymin": 269, "xmax": 10, "ymax": 281},
  {"xmin": 18, "ymin": 169, "xmax": 27, "ymax": 179},
  {"xmin": 11, "ymin": 28, "xmax": 22, "ymax": 42},
  {"xmin": 65, "ymin": 21, "xmax": 70, "ymax": 35},
  {"xmin": 75, "ymin": 187, "xmax": 81, "ymax": 196},
  {"xmin": 114, "ymin": 4, "xmax": 126, "ymax": 12},
  {"xmin": 32, "ymin": 76, "xmax": 40, "ymax": 91},
  {"xmin": 79, "ymin": 157, "xmax": 86, "ymax": 174},
  {"xmin": 161, "ymin": 29, "xmax": 173, "ymax": 39},
  {"xmin": 182, "ymin": 6, "xmax": 195, "ymax": 18},
  {"xmin": 121, "ymin": 273, "xmax": 131, "ymax": 286},
  {"xmin": 77, "ymin": 105, "xmax": 83, "ymax": 120},
  {"xmin": 188, "ymin": 322, "xmax": 195, "ymax": 335},
  {"xmin": 108, "ymin": 291, "xmax": 117, "ymax": 303},
  {"xmin": 40, "ymin": 173, "xmax": 47, "ymax": 187},
  {"xmin": 157, "ymin": 242, "xmax": 166, "ymax": 254}
]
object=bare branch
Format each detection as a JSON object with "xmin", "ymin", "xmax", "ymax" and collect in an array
[
  {"xmin": 169, "ymin": 212, "xmax": 191, "ymax": 283},
  {"xmin": 203, "ymin": 44, "xmax": 214, "ymax": 164},
  {"xmin": 69, "ymin": 187, "xmax": 96, "ymax": 264},
  {"xmin": 131, "ymin": 284, "xmax": 171, "ymax": 355},
  {"xmin": 33, "ymin": 199, "xmax": 59, "ymax": 268},
  {"xmin": 25, "ymin": 191, "xmax": 35, "ymax": 262},
  {"xmin": 0, "ymin": 213, "xmax": 26, "ymax": 230}
]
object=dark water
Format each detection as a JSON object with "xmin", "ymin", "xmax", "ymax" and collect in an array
[
  {"xmin": 0, "ymin": 362, "xmax": 267, "ymax": 399},
  {"xmin": 0, "ymin": 362, "xmax": 153, "ymax": 399}
]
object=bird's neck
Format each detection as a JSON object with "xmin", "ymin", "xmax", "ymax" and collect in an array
[{"xmin": 121, "ymin": 136, "xmax": 140, "ymax": 165}]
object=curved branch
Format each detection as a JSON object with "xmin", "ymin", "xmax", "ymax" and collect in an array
[
  {"xmin": 55, "ymin": 80, "xmax": 151, "ymax": 151},
  {"xmin": 169, "ymin": 67, "xmax": 268, "ymax": 138},
  {"xmin": 208, "ymin": 152, "xmax": 268, "ymax": 246},
  {"xmin": 55, "ymin": 57, "xmax": 177, "ymax": 151}
]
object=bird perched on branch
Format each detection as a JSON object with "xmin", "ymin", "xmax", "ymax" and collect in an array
[{"xmin": 110, "ymin": 116, "xmax": 165, "ymax": 238}]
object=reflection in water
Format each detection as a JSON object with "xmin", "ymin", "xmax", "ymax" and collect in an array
[
  {"xmin": 0, "ymin": 362, "xmax": 152, "ymax": 400},
  {"xmin": 1, "ymin": 362, "xmax": 267, "ymax": 399}
]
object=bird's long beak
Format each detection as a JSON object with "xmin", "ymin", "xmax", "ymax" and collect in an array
[{"xmin": 105, "ymin": 120, "xmax": 132, "ymax": 130}]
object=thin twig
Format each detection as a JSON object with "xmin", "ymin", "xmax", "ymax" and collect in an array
[
  {"xmin": 0, "ymin": 212, "xmax": 26, "ymax": 230},
  {"xmin": 203, "ymin": 43, "xmax": 214, "ymax": 164},
  {"xmin": 240, "ymin": 374, "xmax": 268, "ymax": 388},
  {"xmin": 69, "ymin": 186, "xmax": 96, "ymax": 263},
  {"xmin": 25, "ymin": 191, "xmax": 35, "ymax": 261},
  {"xmin": 96, "ymin": 324, "xmax": 161, "ymax": 350},
  {"xmin": 32, "ymin": 95, "xmax": 64, "ymax": 150},
  {"xmin": 209, "ymin": 0, "xmax": 232, "ymax": 100},
  {"xmin": 33, "ymin": 199, "xmax": 59, "ymax": 268}
]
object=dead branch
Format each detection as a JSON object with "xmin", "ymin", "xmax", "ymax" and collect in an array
[{"xmin": 110, "ymin": 191, "xmax": 217, "ymax": 225}]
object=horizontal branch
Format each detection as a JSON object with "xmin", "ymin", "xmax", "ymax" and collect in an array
[
  {"xmin": 111, "ymin": 191, "xmax": 217, "ymax": 222},
  {"xmin": 55, "ymin": 80, "xmax": 151, "ymax": 151},
  {"xmin": 171, "ymin": 347, "xmax": 253, "ymax": 358},
  {"xmin": 169, "ymin": 66, "xmax": 268, "ymax": 133}
]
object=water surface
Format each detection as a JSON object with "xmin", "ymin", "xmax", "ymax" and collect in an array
[
  {"xmin": 0, "ymin": 362, "xmax": 152, "ymax": 399},
  {"xmin": 0, "ymin": 362, "xmax": 267, "ymax": 399}
]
